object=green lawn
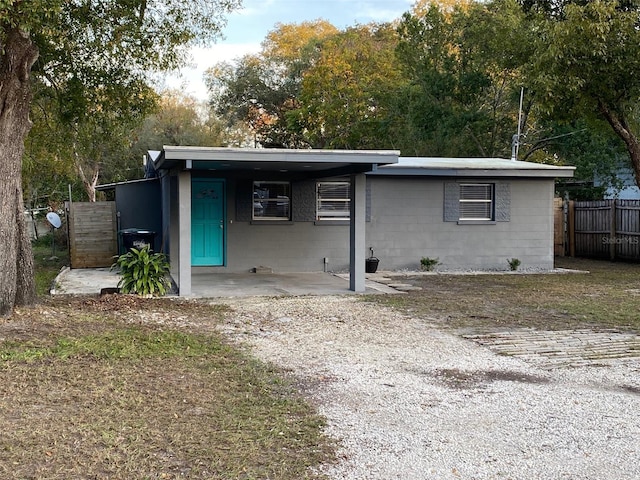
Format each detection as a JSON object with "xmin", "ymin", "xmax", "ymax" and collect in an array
[
  {"xmin": 31, "ymin": 235, "xmax": 70, "ymax": 296},
  {"xmin": 14, "ymin": 242, "xmax": 638, "ymax": 479},
  {"xmin": 0, "ymin": 241, "xmax": 334, "ymax": 479},
  {"xmin": 367, "ymin": 257, "xmax": 640, "ymax": 332}
]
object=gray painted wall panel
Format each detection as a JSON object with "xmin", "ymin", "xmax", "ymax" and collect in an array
[
  {"xmin": 191, "ymin": 175, "xmax": 556, "ymax": 273},
  {"xmin": 366, "ymin": 178, "xmax": 555, "ymax": 271},
  {"xmin": 293, "ymin": 180, "xmax": 316, "ymax": 222},
  {"xmin": 218, "ymin": 222, "xmax": 350, "ymax": 273}
]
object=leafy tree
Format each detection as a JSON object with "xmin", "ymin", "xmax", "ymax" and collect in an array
[
  {"xmin": 396, "ymin": 0, "xmax": 624, "ymax": 191},
  {"xmin": 130, "ymin": 89, "xmax": 232, "ymax": 160},
  {"xmin": 527, "ymin": 0, "xmax": 640, "ymax": 188},
  {"xmin": 395, "ymin": 0, "xmax": 531, "ymax": 157},
  {"xmin": 24, "ymin": 62, "xmax": 158, "ymax": 203},
  {"xmin": 23, "ymin": 87, "xmax": 82, "ymax": 211},
  {"xmin": 0, "ymin": 0, "xmax": 240, "ymax": 315},
  {"xmin": 296, "ymin": 23, "xmax": 405, "ymax": 149},
  {"xmin": 205, "ymin": 20, "xmax": 338, "ymax": 148}
]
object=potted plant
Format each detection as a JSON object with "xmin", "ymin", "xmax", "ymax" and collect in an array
[
  {"xmin": 365, "ymin": 248, "xmax": 380, "ymax": 273},
  {"xmin": 508, "ymin": 258, "xmax": 521, "ymax": 271}
]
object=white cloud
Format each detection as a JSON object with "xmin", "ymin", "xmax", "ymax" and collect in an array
[
  {"xmin": 359, "ymin": 5, "xmax": 410, "ymax": 22},
  {"xmin": 193, "ymin": 43, "xmax": 261, "ymax": 66},
  {"xmin": 333, "ymin": 0, "xmax": 413, "ymax": 24}
]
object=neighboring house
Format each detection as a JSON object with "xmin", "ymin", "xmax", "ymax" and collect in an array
[
  {"xmin": 595, "ymin": 166, "xmax": 640, "ymax": 200},
  {"xmin": 100, "ymin": 147, "xmax": 574, "ymax": 296}
]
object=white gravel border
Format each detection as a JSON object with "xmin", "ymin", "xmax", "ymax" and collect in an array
[{"xmin": 217, "ymin": 295, "xmax": 640, "ymax": 480}]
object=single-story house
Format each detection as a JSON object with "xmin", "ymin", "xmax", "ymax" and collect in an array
[
  {"xmin": 368, "ymin": 157, "xmax": 574, "ymax": 271},
  {"xmin": 100, "ymin": 146, "xmax": 574, "ymax": 296}
]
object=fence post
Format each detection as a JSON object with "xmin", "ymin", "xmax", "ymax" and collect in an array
[
  {"xmin": 610, "ymin": 200, "xmax": 617, "ymax": 260},
  {"xmin": 568, "ymin": 200, "xmax": 575, "ymax": 257},
  {"xmin": 555, "ymin": 197, "xmax": 565, "ymax": 256},
  {"xmin": 562, "ymin": 195, "xmax": 569, "ymax": 256}
]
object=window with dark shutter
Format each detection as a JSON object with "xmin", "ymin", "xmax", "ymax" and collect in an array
[
  {"xmin": 444, "ymin": 181, "xmax": 509, "ymax": 224},
  {"xmin": 253, "ymin": 181, "xmax": 291, "ymax": 220},
  {"xmin": 459, "ymin": 183, "xmax": 494, "ymax": 221},
  {"xmin": 316, "ymin": 182, "xmax": 350, "ymax": 221}
]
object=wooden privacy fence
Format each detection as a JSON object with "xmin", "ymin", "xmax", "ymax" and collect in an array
[
  {"xmin": 553, "ymin": 197, "xmax": 565, "ymax": 256},
  {"xmin": 67, "ymin": 201, "xmax": 117, "ymax": 268},
  {"xmin": 556, "ymin": 198, "xmax": 640, "ymax": 260}
]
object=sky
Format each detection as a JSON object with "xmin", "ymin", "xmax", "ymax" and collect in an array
[{"xmin": 163, "ymin": 0, "xmax": 415, "ymax": 100}]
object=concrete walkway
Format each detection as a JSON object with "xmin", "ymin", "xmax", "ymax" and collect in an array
[
  {"xmin": 51, "ymin": 267, "xmax": 121, "ymax": 295},
  {"xmin": 51, "ymin": 266, "xmax": 582, "ymax": 298}
]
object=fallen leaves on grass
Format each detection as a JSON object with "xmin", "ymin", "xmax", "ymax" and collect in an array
[{"xmin": 0, "ymin": 297, "xmax": 333, "ymax": 480}]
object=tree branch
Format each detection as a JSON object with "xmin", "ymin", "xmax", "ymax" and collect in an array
[{"xmin": 521, "ymin": 129, "xmax": 587, "ymax": 161}]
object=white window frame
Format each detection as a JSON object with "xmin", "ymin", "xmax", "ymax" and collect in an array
[
  {"xmin": 459, "ymin": 183, "xmax": 494, "ymax": 221},
  {"xmin": 253, "ymin": 181, "xmax": 291, "ymax": 220},
  {"xmin": 316, "ymin": 181, "xmax": 351, "ymax": 221}
]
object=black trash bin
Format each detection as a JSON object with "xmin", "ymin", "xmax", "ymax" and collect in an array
[{"xmin": 119, "ymin": 228, "xmax": 156, "ymax": 254}]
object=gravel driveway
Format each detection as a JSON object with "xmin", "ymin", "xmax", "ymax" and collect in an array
[{"xmin": 217, "ymin": 295, "xmax": 640, "ymax": 480}]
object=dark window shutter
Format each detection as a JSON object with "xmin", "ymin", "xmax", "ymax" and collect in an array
[
  {"xmin": 443, "ymin": 182, "xmax": 460, "ymax": 222},
  {"xmin": 236, "ymin": 180, "xmax": 252, "ymax": 222},
  {"xmin": 495, "ymin": 182, "xmax": 511, "ymax": 222},
  {"xmin": 292, "ymin": 180, "xmax": 316, "ymax": 222}
]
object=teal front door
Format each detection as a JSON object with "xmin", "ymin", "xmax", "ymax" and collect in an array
[{"xmin": 192, "ymin": 179, "xmax": 225, "ymax": 266}]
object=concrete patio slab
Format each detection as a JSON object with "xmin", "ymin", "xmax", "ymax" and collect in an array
[
  {"xmin": 51, "ymin": 267, "xmax": 121, "ymax": 295},
  {"xmin": 51, "ymin": 267, "xmax": 401, "ymax": 298}
]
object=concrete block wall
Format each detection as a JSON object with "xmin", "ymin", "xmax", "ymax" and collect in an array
[
  {"xmin": 194, "ymin": 178, "xmax": 351, "ymax": 273},
  {"xmin": 366, "ymin": 177, "xmax": 555, "ymax": 271},
  {"xmin": 220, "ymin": 222, "xmax": 350, "ymax": 273},
  {"xmin": 193, "ymin": 175, "xmax": 556, "ymax": 273}
]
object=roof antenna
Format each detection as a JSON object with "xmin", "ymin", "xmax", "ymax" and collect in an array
[{"xmin": 511, "ymin": 87, "xmax": 524, "ymax": 161}]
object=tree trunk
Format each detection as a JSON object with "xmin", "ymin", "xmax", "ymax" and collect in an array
[
  {"xmin": 0, "ymin": 28, "xmax": 39, "ymax": 316},
  {"xmin": 598, "ymin": 100, "xmax": 640, "ymax": 189},
  {"xmin": 76, "ymin": 159, "xmax": 100, "ymax": 202}
]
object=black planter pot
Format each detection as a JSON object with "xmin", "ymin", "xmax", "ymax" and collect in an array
[{"xmin": 365, "ymin": 257, "xmax": 379, "ymax": 273}]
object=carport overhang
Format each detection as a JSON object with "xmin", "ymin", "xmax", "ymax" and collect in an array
[{"xmin": 154, "ymin": 146, "xmax": 400, "ymax": 296}]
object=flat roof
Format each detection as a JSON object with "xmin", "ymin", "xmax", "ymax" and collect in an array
[
  {"xmin": 154, "ymin": 146, "xmax": 400, "ymax": 174},
  {"xmin": 371, "ymin": 157, "xmax": 575, "ymax": 178}
]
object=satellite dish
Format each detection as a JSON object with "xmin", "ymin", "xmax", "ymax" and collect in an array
[{"xmin": 46, "ymin": 212, "xmax": 62, "ymax": 229}]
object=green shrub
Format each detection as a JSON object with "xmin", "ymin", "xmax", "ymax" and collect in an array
[
  {"xmin": 420, "ymin": 256, "xmax": 439, "ymax": 271},
  {"xmin": 508, "ymin": 258, "xmax": 521, "ymax": 271},
  {"xmin": 112, "ymin": 246, "xmax": 170, "ymax": 296}
]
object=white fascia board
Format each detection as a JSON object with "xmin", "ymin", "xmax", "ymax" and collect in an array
[
  {"xmin": 371, "ymin": 168, "xmax": 575, "ymax": 178},
  {"xmin": 374, "ymin": 157, "xmax": 575, "ymax": 178},
  {"xmin": 161, "ymin": 146, "xmax": 400, "ymax": 165}
]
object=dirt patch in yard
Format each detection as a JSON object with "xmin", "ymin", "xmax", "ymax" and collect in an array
[{"xmin": 430, "ymin": 368, "xmax": 551, "ymax": 390}]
